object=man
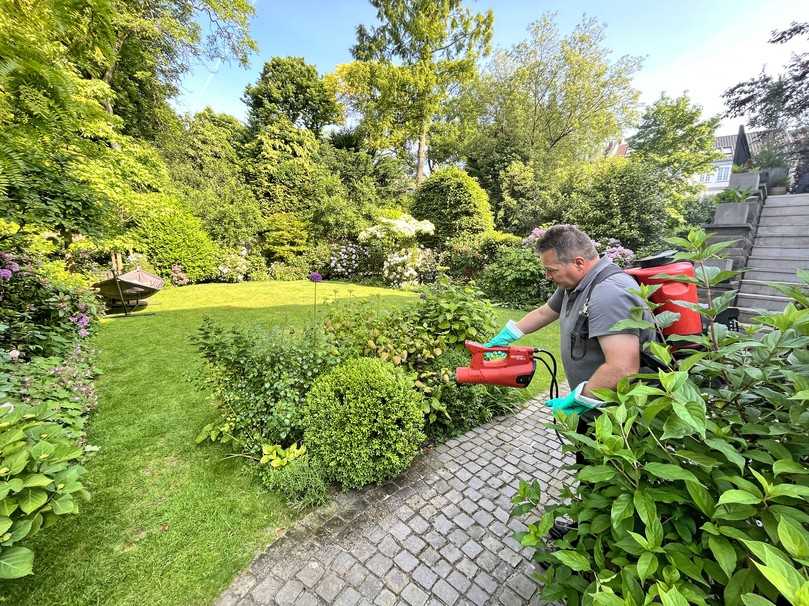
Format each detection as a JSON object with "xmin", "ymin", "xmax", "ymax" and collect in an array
[{"xmin": 485, "ymin": 224, "xmax": 654, "ymax": 416}]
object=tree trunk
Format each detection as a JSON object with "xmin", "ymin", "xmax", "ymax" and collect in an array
[
  {"xmin": 416, "ymin": 126, "xmax": 429, "ymax": 184},
  {"xmin": 102, "ymin": 31, "xmax": 128, "ymax": 115}
]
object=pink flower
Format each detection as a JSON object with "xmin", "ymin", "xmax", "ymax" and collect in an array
[
  {"xmin": 0, "ymin": 269, "xmax": 11, "ymax": 280},
  {"xmin": 78, "ymin": 328, "xmax": 89, "ymax": 338},
  {"xmin": 6, "ymin": 262, "xmax": 19, "ymax": 273}
]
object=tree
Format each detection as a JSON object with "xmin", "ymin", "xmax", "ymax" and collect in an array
[
  {"xmin": 337, "ymin": 0, "xmax": 493, "ymax": 182},
  {"xmin": 628, "ymin": 94, "xmax": 721, "ymax": 178},
  {"xmin": 723, "ymin": 22, "xmax": 808, "ymax": 130},
  {"xmin": 0, "ymin": 0, "xmax": 117, "ymax": 248},
  {"xmin": 159, "ymin": 108, "xmax": 264, "ymax": 247},
  {"xmin": 459, "ymin": 15, "xmax": 641, "ymax": 229},
  {"xmin": 244, "ymin": 57, "xmax": 343, "ymax": 136},
  {"xmin": 723, "ymin": 22, "xmax": 809, "ymax": 187},
  {"xmin": 97, "ymin": 0, "xmax": 256, "ymax": 139}
]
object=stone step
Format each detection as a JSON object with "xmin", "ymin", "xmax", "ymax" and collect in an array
[
  {"xmin": 758, "ymin": 214, "xmax": 809, "ymax": 225},
  {"xmin": 745, "ymin": 256, "xmax": 809, "ymax": 270},
  {"xmin": 739, "ymin": 279, "xmax": 800, "ymax": 296},
  {"xmin": 738, "ymin": 307, "xmax": 770, "ymax": 323},
  {"xmin": 762, "ymin": 206, "xmax": 809, "ymax": 217},
  {"xmin": 736, "ymin": 292, "xmax": 792, "ymax": 312},
  {"xmin": 742, "ymin": 269, "xmax": 804, "ymax": 283},
  {"xmin": 757, "ymin": 225, "xmax": 809, "ymax": 237},
  {"xmin": 765, "ymin": 194, "xmax": 809, "ymax": 207},
  {"xmin": 754, "ymin": 235, "xmax": 809, "ymax": 247},
  {"xmin": 747, "ymin": 247, "xmax": 809, "ymax": 261}
]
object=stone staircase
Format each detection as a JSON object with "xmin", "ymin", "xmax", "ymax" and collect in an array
[{"xmin": 736, "ymin": 193, "xmax": 809, "ymax": 320}]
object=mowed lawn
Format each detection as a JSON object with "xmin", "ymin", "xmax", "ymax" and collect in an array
[{"xmin": 1, "ymin": 280, "xmax": 561, "ymax": 606}]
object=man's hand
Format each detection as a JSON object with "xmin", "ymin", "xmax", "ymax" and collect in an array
[
  {"xmin": 583, "ymin": 333, "xmax": 640, "ymax": 396},
  {"xmin": 483, "ymin": 320, "xmax": 523, "ymax": 348}
]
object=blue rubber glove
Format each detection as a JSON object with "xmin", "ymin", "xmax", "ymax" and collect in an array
[{"xmin": 484, "ymin": 320, "xmax": 524, "ymax": 347}]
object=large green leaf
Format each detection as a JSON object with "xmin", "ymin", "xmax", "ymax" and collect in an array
[
  {"xmin": 740, "ymin": 594, "xmax": 777, "ymax": 606},
  {"xmin": 0, "ymin": 546, "xmax": 34, "ymax": 579},
  {"xmin": 709, "ymin": 535, "xmax": 737, "ymax": 579},
  {"xmin": 18, "ymin": 489, "xmax": 47, "ymax": 515},
  {"xmin": 644, "ymin": 462, "xmax": 702, "ymax": 486},
  {"xmin": 611, "ymin": 493, "xmax": 634, "ymax": 530},
  {"xmin": 705, "ymin": 437, "xmax": 745, "ymax": 472},
  {"xmin": 774, "ymin": 459, "xmax": 809, "ymax": 477},
  {"xmin": 578, "ymin": 465, "xmax": 616, "ymax": 483},
  {"xmin": 552, "ymin": 550, "xmax": 591, "ymax": 572},
  {"xmin": 658, "ymin": 585, "xmax": 689, "ymax": 606},
  {"xmin": 636, "ymin": 552, "xmax": 658, "ymax": 584},
  {"xmin": 777, "ymin": 516, "xmax": 809, "ymax": 560},
  {"xmin": 686, "ymin": 480, "xmax": 715, "ymax": 517},
  {"xmin": 718, "ymin": 490, "xmax": 761, "ymax": 506}
]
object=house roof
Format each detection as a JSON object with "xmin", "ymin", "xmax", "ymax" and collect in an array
[{"xmin": 714, "ymin": 129, "xmax": 780, "ymax": 161}]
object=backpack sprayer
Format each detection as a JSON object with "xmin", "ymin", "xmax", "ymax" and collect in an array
[{"xmin": 455, "ymin": 251, "xmax": 707, "ymax": 390}]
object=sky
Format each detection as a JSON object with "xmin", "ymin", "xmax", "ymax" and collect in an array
[{"xmin": 172, "ymin": 0, "xmax": 808, "ymax": 136}]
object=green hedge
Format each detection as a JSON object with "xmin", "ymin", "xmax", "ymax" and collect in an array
[{"xmin": 412, "ymin": 167, "xmax": 494, "ymax": 248}]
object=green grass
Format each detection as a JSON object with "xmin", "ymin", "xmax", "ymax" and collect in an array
[{"xmin": 1, "ymin": 280, "xmax": 560, "ymax": 606}]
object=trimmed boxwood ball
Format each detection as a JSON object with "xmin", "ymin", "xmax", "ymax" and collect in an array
[{"xmin": 303, "ymin": 357, "xmax": 426, "ymax": 489}]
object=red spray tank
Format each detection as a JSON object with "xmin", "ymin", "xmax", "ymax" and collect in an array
[{"xmin": 625, "ymin": 252, "xmax": 702, "ymax": 337}]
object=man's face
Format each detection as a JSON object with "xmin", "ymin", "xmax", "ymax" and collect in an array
[{"xmin": 539, "ymin": 249, "xmax": 588, "ymax": 289}]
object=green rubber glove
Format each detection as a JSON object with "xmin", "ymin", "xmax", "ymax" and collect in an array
[
  {"xmin": 484, "ymin": 320, "xmax": 524, "ymax": 348},
  {"xmin": 544, "ymin": 383, "xmax": 602, "ymax": 415}
]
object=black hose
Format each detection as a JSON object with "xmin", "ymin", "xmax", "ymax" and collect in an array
[{"xmin": 533, "ymin": 348, "xmax": 559, "ymax": 399}]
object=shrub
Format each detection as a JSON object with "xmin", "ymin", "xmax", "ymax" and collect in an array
[
  {"xmin": 327, "ymin": 243, "xmax": 369, "ymax": 279},
  {"xmin": 412, "ymin": 167, "xmax": 494, "ymax": 248},
  {"xmin": 133, "ymin": 194, "xmax": 219, "ymax": 282},
  {"xmin": 0, "ymin": 346, "xmax": 97, "ymax": 578},
  {"xmin": 512, "ymin": 230, "xmax": 809, "ymax": 606},
  {"xmin": 714, "ymin": 187, "xmax": 755, "ymax": 203},
  {"xmin": 303, "ymin": 357, "xmax": 425, "ymax": 489},
  {"xmin": 321, "ymin": 277, "xmax": 518, "ymax": 440},
  {"xmin": 269, "ymin": 256, "xmax": 310, "ymax": 281},
  {"xmin": 217, "ymin": 248, "xmax": 250, "ymax": 283},
  {"xmin": 258, "ymin": 453, "xmax": 329, "ymax": 512},
  {"xmin": 0, "ymin": 251, "xmax": 100, "ymax": 358},
  {"xmin": 477, "ymin": 246, "xmax": 554, "ymax": 309},
  {"xmin": 442, "ymin": 230, "xmax": 522, "ymax": 281},
  {"xmin": 193, "ymin": 320, "xmax": 346, "ymax": 455}
]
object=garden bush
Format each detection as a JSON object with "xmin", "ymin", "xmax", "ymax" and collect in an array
[
  {"xmin": 0, "ymin": 251, "xmax": 100, "ymax": 358},
  {"xmin": 322, "ymin": 277, "xmax": 519, "ymax": 440},
  {"xmin": 441, "ymin": 230, "xmax": 522, "ymax": 281},
  {"xmin": 193, "ymin": 320, "xmax": 346, "ymax": 455},
  {"xmin": 512, "ymin": 230, "xmax": 809, "ymax": 606},
  {"xmin": 412, "ymin": 167, "xmax": 494, "ymax": 248},
  {"xmin": 302, "ymin": 357, "xmax": 425, "ymax": 489},
  {"xmin": 133, "ymin": 194, "xmax": 219, "ymax": 282},
  {"xmin": 477, "ymin": 246, "xmax": 555, "ymax": 309}
]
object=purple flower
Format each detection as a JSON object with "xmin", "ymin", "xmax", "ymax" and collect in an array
[
  {"xmin": 0, "ymin": 269, "xmax": 11, "ymax": 280},
  {"xmin": 78, "ymin": 328, "xmax": 89, "ymax": 337},
  {"xmin": 5, "ymin": 262, "xmax": 19, "ymax": 273},
  {"xmin": 308, "ymin": 271, "xmax": 323, "ymax": 283}
]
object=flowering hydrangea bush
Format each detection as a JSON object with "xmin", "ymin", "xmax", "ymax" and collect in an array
[
  {"xmin": 217, "ymin": 248, "xmax": 250, "ymax": 283},
  {"xmin": 359, "ymin": 214, "xmax": 435, "ymax": 286},
  {"xmin": 382, "ymin": 248, "xmax": 420, "ymax": 287},
  {"xmin": 0, "ymin": 251, "xmax": 101, "ymax": 358},
  {"xmin": 328, "ymin": 243, "xmax": 368, "ymax": 279},
  {"xmin": 594, "ymin": 237, "xmax": 636, "ymax": 267},
  {"xmin": 170, "ymin": 264, "xmax": 190, "ymax": 286}
]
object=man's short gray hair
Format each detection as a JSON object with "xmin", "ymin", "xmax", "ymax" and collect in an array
[{"xmin": 535, "ymin": 224, "xmax": 597, "ymax": 263}]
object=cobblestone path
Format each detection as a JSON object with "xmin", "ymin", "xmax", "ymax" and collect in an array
[{"xmin": 217, "ymin": 397, "xmax": 572, "ymax": 606}]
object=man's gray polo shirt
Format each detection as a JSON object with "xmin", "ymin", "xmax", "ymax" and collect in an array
[{"xmin": 547, "ymin": 256, "xmax": 654, "ymax": 388}]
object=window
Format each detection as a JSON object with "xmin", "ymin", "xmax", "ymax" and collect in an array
[
  {"xmin": 716, "ymin": 166, "xmax": 730, "ymax": 182},
  {"xmin": 699, "ymin": 172, "xmax": 713, "ymax": 183}
]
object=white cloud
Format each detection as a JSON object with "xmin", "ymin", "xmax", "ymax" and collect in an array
[{"xmin": 632, "ymin": 4, "xmax": 805, "ymax": 134}]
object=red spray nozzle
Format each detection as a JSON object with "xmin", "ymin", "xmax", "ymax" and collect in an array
[{"xmin": 455, "ymin": 341, "xmax": 537, "ymax": 389}]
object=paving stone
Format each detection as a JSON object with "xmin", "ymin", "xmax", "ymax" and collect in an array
[
  {"xmin": 378, "ymin": 535, "xmax": 399, "ymax": 558},
  {"xmin": 508, "ymin": 571, "xmax": 537, "ymax": 600},
  {"xmin": 447, "ymin": 570, "xmax": 471, "ymax": 594},
  {"xmin": 383, "ymin": 567, "xmax": 409, "ymax": 593},
  {"xmin": 412, "ymin": 563, "xmax": 439, "ymax": 590},
  {"xmin": 432, "ymin": 579, "xmax": 460, "ymax": 605},
  {"xmin": 358, "ymin": 575, "xmax": 384, "ymax": 600},
  {"xmin": 315, "ymin": 572, "xmax": 345, "ymax": 602},
  {"xmin": 335, "ymin": 586, "xmax": 364, "ymax": 606},
  {"xmin": 401, "ymin": 582, "xmax": 429, "ymax": 606},
  {"xmin": 390, "ymin": 520, "xmax": 412, "ymax": 541},
  {"xmin": 295, "ymin": 590, "xmax": 320, "ymax": 606},
  {"xmin": 250, "ymin": 575, "xmax": 283, "ymax": 603},
  {"xmin": 467, "ymin": 582, "xmax": 491, "ymax": 604},
  {"xmin": 403, "ymin": 534, "xmax": 426, "ymax": 555},
  {"xmin": 498, "ymin": 586, "xmax": 524, "ymax": 605},
  {"xmin": 461, "ymin": 539, "xmax": 483, "ymax": 560},
  {"xmin": 365, "ymin": 552, "xmax": 393, "ymax": 577},
  {"xmin": 296, "ymin": 561, "xmax": 325, "ymax": 588},
  {"xmin": 275, "ymin": 579, "xmax": 304, "ymax": 604},
  {"xmin": 345, "ymin": 562, "xmax": 368, "ymax": 587},
  {"xmin": 440, "ymin": 543, "xmax": 463, "ymax": 564},
  {"xmin": 408, "ymin": 514, "xmax": 430, "ymax": 535},
  {"xmin": 394, "ymin": 550, "xmax": 419, "ymax": 573},
  {"xmin": 456, "ymin": 556, "xmax": 478, "ymax": 578},
  {"xmin": 455, "ymin": 512, "xmax": 475, "ymax": 530},
  {"xmin": 374, "ymin": 588, "xmax": 397, "ymax": 606}
]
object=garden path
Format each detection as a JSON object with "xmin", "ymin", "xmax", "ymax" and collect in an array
[{"xmin": 216, "ymin": 397, "xmax": 571, "ymax": 606}]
